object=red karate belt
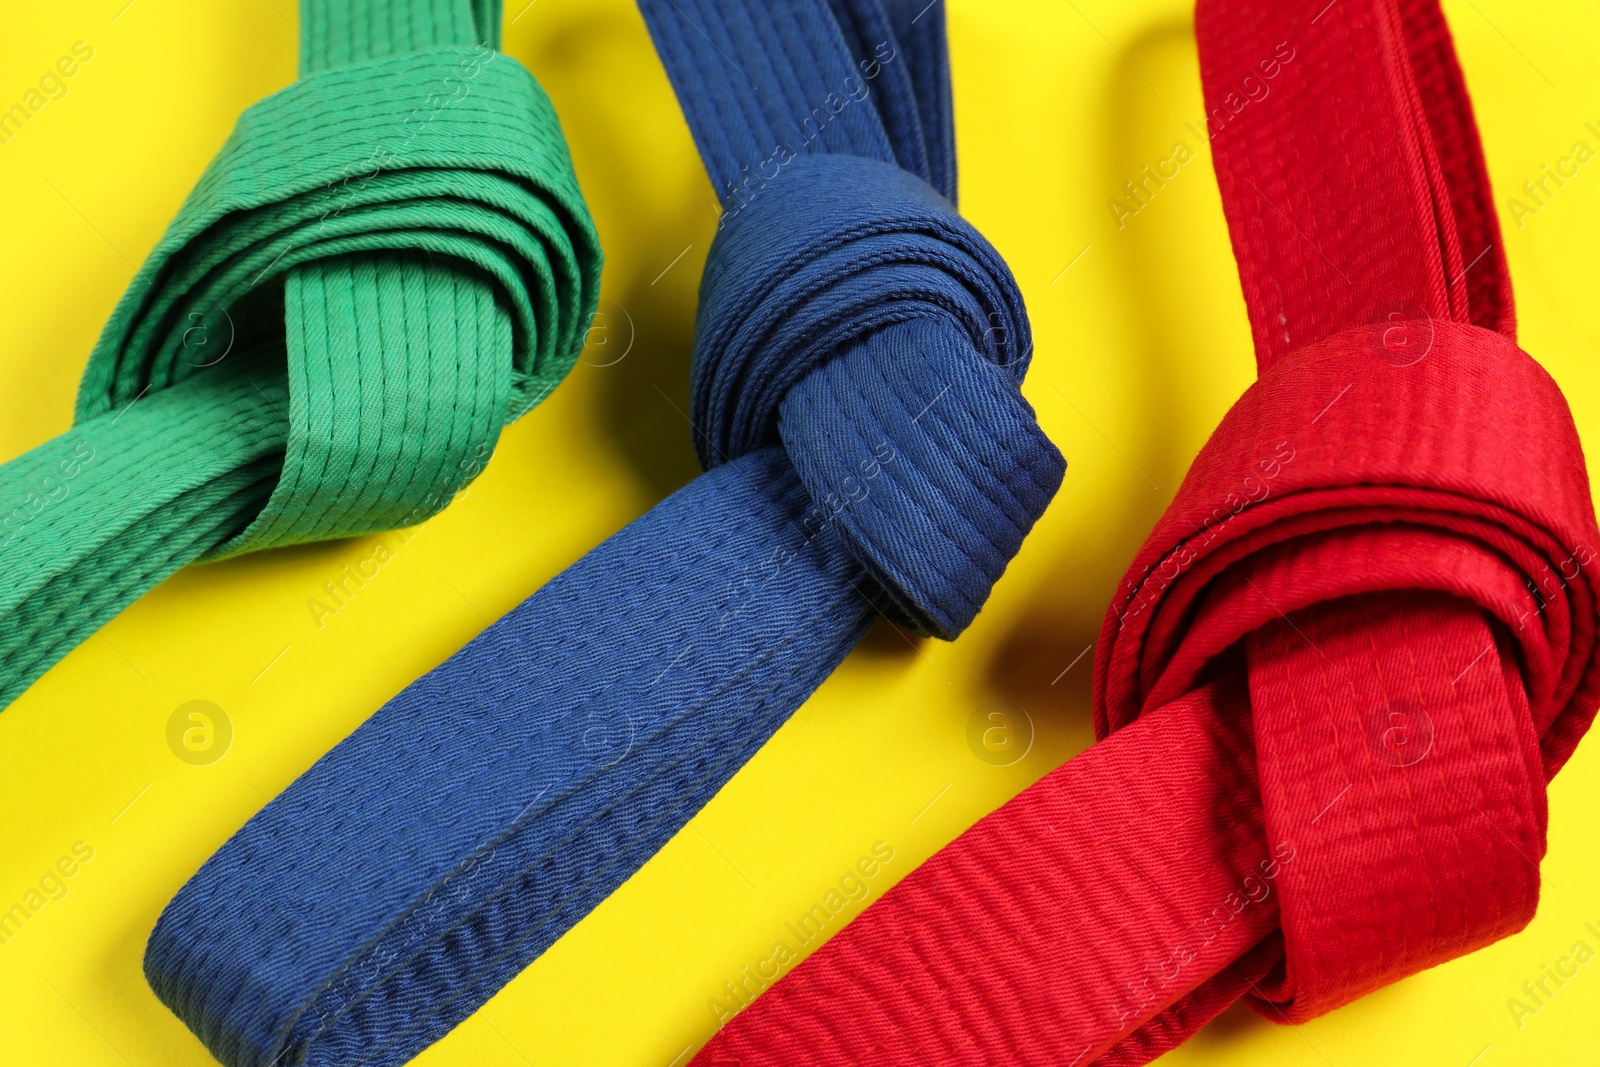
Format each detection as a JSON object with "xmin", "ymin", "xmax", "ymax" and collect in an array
[{"xmin": 689, "ymin": 0, "xmax": 1600, "ymax": 1063}]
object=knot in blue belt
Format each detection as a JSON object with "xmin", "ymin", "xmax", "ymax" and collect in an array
[{"xmin": 697, "ymin": 152, "xmax": 1059, "ymax": 637}]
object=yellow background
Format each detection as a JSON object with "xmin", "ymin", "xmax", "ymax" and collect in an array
[{"xmin": 2, "ymin": 1, "xmax": 1597, "ymax": 1064}]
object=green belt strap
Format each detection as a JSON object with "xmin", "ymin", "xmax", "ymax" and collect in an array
[{"xmin": 0, "ymin": 0, "xmax": 601, "ymax": 708}]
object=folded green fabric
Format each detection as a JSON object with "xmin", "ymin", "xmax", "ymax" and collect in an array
[{"xmin": 0, "ymin": 0, "xmax": 600, "ymax": 708}]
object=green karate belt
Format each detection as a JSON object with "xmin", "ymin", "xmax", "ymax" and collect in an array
[{"xmin": 0, "ymin": 0, "xmax": 600, "ymax": 708}]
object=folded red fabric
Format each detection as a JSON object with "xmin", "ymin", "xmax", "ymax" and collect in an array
[{"xmin": 688, "ymin": 0, "xmax": 1600, "ymax": 1063}]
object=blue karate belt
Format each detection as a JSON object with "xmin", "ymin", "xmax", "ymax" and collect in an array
[{"xmin": 145, "ymin": 1, "xmax": 1064, "ymax": 1063}]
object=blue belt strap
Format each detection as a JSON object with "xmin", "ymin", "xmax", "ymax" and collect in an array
[{"xmin": 144, "ymin": 2, "xmax": 1065, "ymax": 1064}]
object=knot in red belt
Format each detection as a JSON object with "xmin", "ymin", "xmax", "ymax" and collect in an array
[
  {"xmin": 1100, "ymin": 317, "xmax": 1597, "ymax": 1028},
  {"xmin": 688, "ymin": 0, "xmax": 1600, "ymax": 1064}
]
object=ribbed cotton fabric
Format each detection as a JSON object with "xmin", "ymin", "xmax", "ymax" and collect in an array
[
  {"xmin": 0, "ymin": 0, "xmax": 599, "ymax": 709},
  {"xmin": 686, "ymin": 2, "xmax": 1600, "ymax": 1065},
  {"xmin": 143, "ymin": 3, "xmax": 1064, "ymax": 1065}
]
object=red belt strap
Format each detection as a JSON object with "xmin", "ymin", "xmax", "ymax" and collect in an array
[{"xmin": 690, "ymin": 0, "xmax": 1600, "ymax": 1063}]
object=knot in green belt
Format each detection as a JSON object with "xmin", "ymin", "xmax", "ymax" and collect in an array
[{"xmin": 0, "ymin": 0, "xmax": 600, "ymax": 708}]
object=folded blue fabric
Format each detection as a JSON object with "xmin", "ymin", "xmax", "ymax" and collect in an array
[{"xmin": 145, "ymin": 2, "xmax": 1065, "ymax": 1064}]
